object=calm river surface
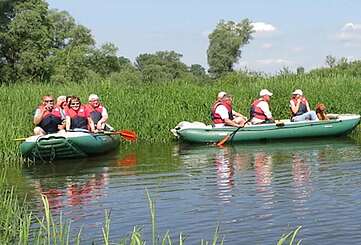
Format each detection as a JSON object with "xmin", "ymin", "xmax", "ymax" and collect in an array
[{"xmin": 23, "ymin": 138, "xmax": 361, "ymax": 244}]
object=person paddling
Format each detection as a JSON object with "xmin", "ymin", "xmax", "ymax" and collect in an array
[
  {"xmin": 216, "ymin": 91, "xmax": 248, "ymax": 124},
  {"xmin": 211, "ymin": 94, "xmax": 246, "ymax": 128},
  {"xmin": 33, "ymin": 95, "xmax": 63, "ymax": 135},
  {"xmin": 86, "ymin": 94, "xmax": 110, "ymax": 131},
  {"xmin": 290, "ymin": 89, "xmax": 318, "ymax": 122},
  {"xmin": 250, "ymin": 89, "xmax": 274, "ymax": 124}
]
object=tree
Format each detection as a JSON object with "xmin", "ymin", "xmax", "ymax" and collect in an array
[
  {"xmin": 135, "ymin": 51, "xmax": 188, "ymax": 82},
  {"xmin": 325, "ymin": 55, "xmax": 336, "ymax": 68},
  {"xmin": 207, "ymin": 19, "xmax": 254, "ymax": 78},
  {"xmin": 0, "ymin": 0, "xmax": 52, "ymax": 82},
  {"xmin": 189, "ymin": 64, "xmax": 206, "ymax": 77},
  {"xmin": 296, "ymin": 66, "xmax": 305, "ymax": 75}
]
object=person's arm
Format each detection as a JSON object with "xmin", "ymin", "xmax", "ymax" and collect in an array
[
  {"xmin": 99, "ymin": 107, "xmax": 108, "ymax": 124},
  {"xmin": 290, "ymin": 99, "xmax": 301, "ymax": 114},
  {"xmin": 260, "ymin": 101, "xmax": 273, "ymax": 119},
  {"xmin": 88, "ymin": 117, "xmax": 96, "ymax": 132},
  {"xmin": 33, "ymin": 108, "xmax": 44, "ymax": 125},
  {"xmin": 232, "ymin": 110, "xmax": 247, "ymax": 119},
  {"xmin": 305, "ymin": 99, "xmax": 311, "ymax": 112},
  {"xmin": 224, "ymin": 118, "xmax": 244, "ymax": 127},
  {"xmin": 65, "ymin": 116, "xmax": 71, "ymax": 131}
]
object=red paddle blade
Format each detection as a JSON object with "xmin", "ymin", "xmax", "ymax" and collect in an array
[
  {"xmin": 216, "ymin": 135, "xmax": 230, "ymax": 147},
  {"xmin": 116, "ymin": 130, "xmax": 137, "ymax": 141}
]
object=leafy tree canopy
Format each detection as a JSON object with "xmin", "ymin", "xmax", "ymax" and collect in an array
[
  {"xmin": 135, "ymin": 51, "xmax": 188, "ymax": 82},
  {"xmin": 207, "ymin": 19, "xmax": 254, "ymax": 78}
]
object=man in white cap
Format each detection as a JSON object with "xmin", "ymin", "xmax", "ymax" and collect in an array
[
  {"xmin": 211, "ymin": 92, "xmax": 248, "ymax": 127},
  {"xmin": 250, "ymin": 89, "xmax": 274, "ymax": 124},
  {"xmin": 211, "ymin": 93, "xmax": 247, "ymax": 127},
  {"xmin": 290, "ymin": 89, "xmax": 318, "ymax": 122},
  {"xmin": 86, "ymin": 94, "xmax": 109, "ymax": 131}
]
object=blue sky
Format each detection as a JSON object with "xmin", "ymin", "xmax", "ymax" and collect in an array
[{"xmin": 46, "ymin": 0, "xmax": 361, "ymax": 73}]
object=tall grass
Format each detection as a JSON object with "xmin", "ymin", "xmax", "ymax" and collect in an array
[{"xmin": 1, "ymin": 72, "xmax": 361, "ymax": 149}]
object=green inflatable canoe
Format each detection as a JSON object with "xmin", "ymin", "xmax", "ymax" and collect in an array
[
  {"xmin": 172, "ymin": 114, "xmax": 361, "ymax": 144},
  {"xmin": 20, "ymin": 131, "xmax": 120, "ymax": 161}
]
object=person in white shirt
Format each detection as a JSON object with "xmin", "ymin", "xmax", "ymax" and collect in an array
[
  {"xmin": 211, "ymin": 94, "xmax": 246, "ymax": 128},
  {"xmin": 250, "ymin": 89, "xmax": 274, "ymax": 124}
]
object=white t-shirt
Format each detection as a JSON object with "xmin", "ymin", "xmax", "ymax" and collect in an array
[{"xmin": 214, "ymin": 105, "xmax": 230, "ymax": 127}]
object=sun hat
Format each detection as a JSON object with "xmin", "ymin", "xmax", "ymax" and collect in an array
[
  {"xmin": 88, "ymin": 94, "xmax": 99, "ymax": 101},
  {"xmin": 259, "ymin": 89, "xmax": 273, "ymax": 97},
  {"xmin": 217, "ymin": 91, "xmax": 227, "ymax": 99},
  {"xmin": 292, "ymin": 89, "xmax": 303, "ymax": 96}
]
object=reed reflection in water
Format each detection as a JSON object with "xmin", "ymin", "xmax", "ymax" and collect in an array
[{"xmin": 23, "ymin": 138, "xmax": 361, "ymax": 244}]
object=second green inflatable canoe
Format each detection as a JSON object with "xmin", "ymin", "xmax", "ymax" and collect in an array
[
  {"xmin": 172, "ymin": 114, "xmax": 360, "ymax": 144},
  {"xmin": 20, "ymin": 131, "xmax": 120, "ymax": 161}
]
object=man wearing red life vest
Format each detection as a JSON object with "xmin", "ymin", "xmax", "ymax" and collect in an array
[
  {"xmin": 211, "ymin": 94, "xmax": 246, "ymax": 128},
  {"xmin": 33, "ymin": 96, "xmax": 64, "ymax": 135},
  {"xmin": 289, "ymin": 89, "xmax": 318, "ymax": 122},
  {"xmin": 86, "ymin": 94, "xmax": 109, "ymax": 131},
  {"xmin": 250, "ymin": 89, "xmax": 274, "ymax": 124}
]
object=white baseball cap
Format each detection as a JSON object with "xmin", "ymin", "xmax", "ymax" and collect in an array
[
  {"xmin": 217, "ymin": 91, "xmax": 227, "ymax": 99},
  {"xmin": 292, "ymin": 89, "xmax": 303, "ymax": 96},
  {"xmin": 259, "ymin": 89, "xmax": 273, "ymax": 97}
]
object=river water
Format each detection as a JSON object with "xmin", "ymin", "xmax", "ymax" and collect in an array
[{"xmin": 23, "ymin": 138, "xmax": 361, "ymax": 244}]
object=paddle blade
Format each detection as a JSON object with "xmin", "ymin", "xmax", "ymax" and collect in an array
[
  {"xmin": 111, "ymin": 130, "xmax": 137, "ymax": 141},
  {"xmin": 216, "ymin": 135, "xmax": 230, "ymax": 147}
]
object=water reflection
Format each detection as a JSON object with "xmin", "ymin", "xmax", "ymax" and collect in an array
[
  {"xmin": 21, "ymin": 138, "xmax": 361, "ymax": 244},
  {"xmin": 30, "ymin": 163, "xmax": 109, "ymax": 211}
]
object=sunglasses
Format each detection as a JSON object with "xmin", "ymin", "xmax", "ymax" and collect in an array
[
  {"xmin": 44, "ymin": 100, "xmax": 54, "ymax": 103},
  {"xmin": 70, "ymin": 102, "xmax": 80, "ymax": 106}
]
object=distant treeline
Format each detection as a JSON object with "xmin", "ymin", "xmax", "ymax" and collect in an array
[{"xmin": 1, "ymin": 0, "xmax": 361, "ymax": 85}]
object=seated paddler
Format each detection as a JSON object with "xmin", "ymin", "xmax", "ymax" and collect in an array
[
  {"xmin": 211, "ymin": 94, "xmax": 246, "ymax": 128},
  {"xmin": 65, "ymin": 96, "xmax": 95, "ymax": 132},
  {"xmin": 86, "ymin": 94, "xmax": 110, "ymax": 131},
  {"xmin": 33, "ymin": 95, "xmax": 64, "ymax": 135},
  {"xmin": 250, "ymin": 89, "xmax": 274, "ymax": 124},
  {"xmin": 289, "ymin": 89, "xmax": 318, "ymax": 122}
]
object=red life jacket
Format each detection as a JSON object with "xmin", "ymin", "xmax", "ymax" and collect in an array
[
  {"xmin": 66, "ymin": 105, "xmax": 89, "ymax": 130},
  {"xmin": 86, "ymin": 104, "xmax": 104, "ymax": 124},
  {"xmin": 210, "ymin": 100, "xmax": 233, "ymax": 124},
  {"xmin": 38, "ymin": 106, "xmax": 63, "ymax": 133},
  {"xmin": 250, "ymin": 99, "xmax": 267, "ymax": 120},
  {"xmin": 291, "ymin": 98, "xmax": 309, "ymax": 116}
]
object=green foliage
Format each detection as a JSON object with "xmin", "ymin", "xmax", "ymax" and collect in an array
[
  {"xmin": 135, "ymin": 51, "xmax": 189, "ymax": 82},
  {"xmin": 189, "ymin": 64, "xmax": 206, "ymax": 77},
  {"xmin": 207, "ymin": 19, "xmax": 254, "ymax": 78}
]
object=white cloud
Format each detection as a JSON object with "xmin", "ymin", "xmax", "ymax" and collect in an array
[
  {"xmin": 337, "ymin": 22, "xmax": 361, "ymax": 43},
  {"xmin": 251, "ymin": 22, "xmax": 276, "ymax": 33},
  {"xmin": 256, "ymin": 58, "xmax": 291, "ymax": 65},
  {"xmin": 342, "ymin": 23, "xmax": 361, "ymax": 31}
]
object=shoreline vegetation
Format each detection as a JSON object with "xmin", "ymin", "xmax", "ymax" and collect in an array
[{"xmin": 1, "ymin": 0, "xmax": 360, "ymax": 243}]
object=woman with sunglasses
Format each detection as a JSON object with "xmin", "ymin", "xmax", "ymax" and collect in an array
[
  {"xmin": 33, "ymin": 95, "xmax": 63, "ymax": 135},
  {"xmin": 65, "ymin": 96, "xmax": 95, "ymax": 132}
]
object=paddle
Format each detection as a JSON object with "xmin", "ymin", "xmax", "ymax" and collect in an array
[
  {"xmin": 103, "ymin": 130, "xmax": 137, "ymax": 141},
  {"xmin": 13, "ymin": 137, "xmax": 28, "ymax": 142},
  {"xmin": 216, "ymin": 125, "xmax": 244, "ymax": 147}
]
